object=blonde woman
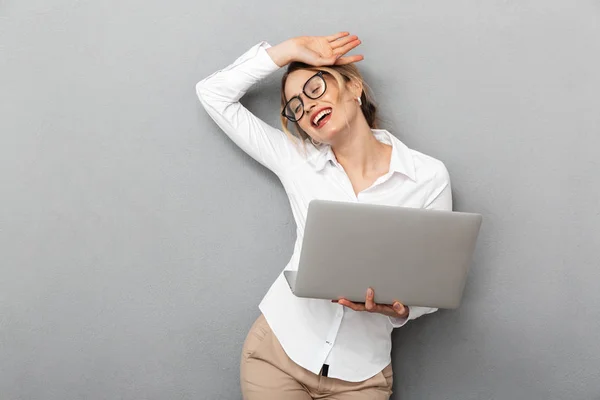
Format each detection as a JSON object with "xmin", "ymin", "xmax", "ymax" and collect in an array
[{"xmin": 196, "ymin": 32, "xmax": 452, "ymax": 400}]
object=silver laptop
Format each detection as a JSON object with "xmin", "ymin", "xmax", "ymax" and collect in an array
[{"xmin": 283, "ymin": 200, "xmax": 482, "ymax": 309}]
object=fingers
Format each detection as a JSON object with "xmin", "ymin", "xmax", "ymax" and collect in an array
[
  {"xmin": 331, "ymin": 35, "xmax": 362, "ymax": 65},
  {"xmin": 336, "ymin": 289, "xmax": 378, "ymax": 313},
  {"xmin": 392, "ymin": 300, "xmax": 407, "ymax": 317},
  {"xmin": 332, "ymin": 38, "xmax": 361, "ymax": 56},
  {"xmin": 330, "ymin": 35, "xmax": 359, "ymax": 49},
  {"xmin": 335, "ymin": 54, "xmax": 364, "ymax": 65},
  {"xmin": 334, "ymin": 293, "xmax": 407, "ymax": 318},
  {"xmin": 337, "ymin": 298, "xmax": 366, "ymax": 312},
  {"xmin": 326, "ymin": 31, "xmax": 350, "ymax": 42},
  {"xmin": 365, "ymin": 288, "xmax": 376, "ymax": 312}
]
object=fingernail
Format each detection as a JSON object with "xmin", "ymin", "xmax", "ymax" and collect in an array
[
  {"xmin": 393, "ymin": 303, "xmax": 401, "ymax": 310},
  {"xmin": 367, "ymin": 288, "xmax": 373, "ymax": 297}
]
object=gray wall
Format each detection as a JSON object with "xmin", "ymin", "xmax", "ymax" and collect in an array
[{"xmin": 1, "ymin": 0, "xmax": 599, "ymax": 399}]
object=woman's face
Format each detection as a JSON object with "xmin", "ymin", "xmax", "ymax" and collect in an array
[{"xmin": 283, "ymin": 69, "xmax": 361, "ymax": 145}]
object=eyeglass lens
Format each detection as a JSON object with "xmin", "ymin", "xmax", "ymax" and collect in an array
[{"xmin": 284, "ymin": 74, "xmax": 326, "ymax": 121}]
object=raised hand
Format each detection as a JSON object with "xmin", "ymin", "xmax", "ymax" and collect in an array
[
  {"xmin": 267, "ymin": 32, "xmax": 363, "ymax": 67},
  {"xmin": 293, "ymin": 32, "xmax": 363, "ymax": 66}
]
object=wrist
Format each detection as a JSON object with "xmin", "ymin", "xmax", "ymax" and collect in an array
[{"xmin": 266, "ymin": 39, "xmax": 296, "ymax": 67}]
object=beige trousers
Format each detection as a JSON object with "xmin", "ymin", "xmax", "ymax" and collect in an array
[{"xmin": 240, "ymin": 314, "xmax": 394, "ymax": 400}]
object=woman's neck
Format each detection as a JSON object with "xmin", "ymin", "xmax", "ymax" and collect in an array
[{"xmin": 331, "ymin": 121, "xmax": 391, "ymax": 178}]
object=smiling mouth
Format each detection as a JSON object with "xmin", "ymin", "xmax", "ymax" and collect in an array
[{"xmin": 312, "ymin": 108, "xmax": 332, "ymax": 128}]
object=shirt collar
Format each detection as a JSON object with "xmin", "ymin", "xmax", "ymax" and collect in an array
[{"xmin": 308, "ymin": 129, "xmax": 416, "ymax": 181}]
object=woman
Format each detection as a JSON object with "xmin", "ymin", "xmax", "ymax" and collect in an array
[{"xmin": 196, "ymin": 32, "xmax": 451, "ymax": 400}]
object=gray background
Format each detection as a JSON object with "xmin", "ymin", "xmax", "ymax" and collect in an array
[{"xmin": 1, "ymin": 0, "xmax": 599, "ymax": 399}]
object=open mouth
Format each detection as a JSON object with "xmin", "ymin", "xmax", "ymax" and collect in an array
[{"xmin": 312, "ymin": 108, "xmax": 332, "ymax": 128}]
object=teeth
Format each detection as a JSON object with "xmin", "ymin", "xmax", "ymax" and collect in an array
[{"xmin": 312, "ymin": 109, "xmax": 332, "ymax": 126}]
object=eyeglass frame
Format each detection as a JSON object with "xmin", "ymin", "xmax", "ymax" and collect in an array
[{"xmin": 281, "ymin": 71, "xmax": 328, "ymax": 123}]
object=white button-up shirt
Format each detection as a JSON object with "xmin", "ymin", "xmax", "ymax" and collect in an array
[{"xmin": 196, "ymin": 42, "xmax": 452, "ymax": 382}]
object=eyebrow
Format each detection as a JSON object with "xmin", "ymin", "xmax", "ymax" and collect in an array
[
  {"xmin": 288, "ymin": 84, "xmax": 304, "ymax": 101},
  {"xmin": 287, "ymin": 72, "xmax": 320, "ymax": 100}
]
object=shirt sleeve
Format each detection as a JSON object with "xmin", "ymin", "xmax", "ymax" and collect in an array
[
  {"xmin": 389, "ymin": 162, "xmax": 452, "ymax": 328},
  {"xmin": 195, "ymin": 42, "xmax": 299, "ymax": 175}
]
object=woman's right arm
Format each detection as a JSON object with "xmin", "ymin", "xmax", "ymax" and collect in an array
[
  {"xmin": 195, "ymin": 33, "xmax": 362, "ymax": 175},
  {"xmin": 195, "ymin": 41, "xmax": 295, "ymax": 175}
]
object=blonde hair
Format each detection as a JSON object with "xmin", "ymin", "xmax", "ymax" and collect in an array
[{"xmin": 279, "ymin": 62, "xmax": 379, "ymax": 148}]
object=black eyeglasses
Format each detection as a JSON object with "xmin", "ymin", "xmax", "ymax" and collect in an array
[{"xmin": 281, "ymin": 71, "xmax": 327, "ymax": 122}]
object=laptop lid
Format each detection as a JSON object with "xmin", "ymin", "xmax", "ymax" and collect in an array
[{"xmin": 292, "ymin": 200, "xmax": 482, "ymax": 309}]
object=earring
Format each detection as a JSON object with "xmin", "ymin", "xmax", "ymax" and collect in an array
[
  {"xmin": 311, "ymin": 137, "xmax": 321, "ymax": 146},
  {"xmin": 357, "ymin": 96, "xmax": 362, "ymax": 106}
]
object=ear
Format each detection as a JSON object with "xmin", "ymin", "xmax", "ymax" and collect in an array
[{"xmin": 345, "ymin": 78, "xmax": 363, "ymax": 99}]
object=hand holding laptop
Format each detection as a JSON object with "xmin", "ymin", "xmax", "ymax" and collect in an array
[{"xmin": 333, "ymin": 287, "xmax": 409, "ymax": 318}]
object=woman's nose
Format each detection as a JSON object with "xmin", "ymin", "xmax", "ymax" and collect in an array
[{"xmin": 303, "ymin": 98, "xmax": 318, "ymax": 114}]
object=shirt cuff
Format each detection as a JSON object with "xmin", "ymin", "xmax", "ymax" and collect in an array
[
  {"xmin": 212, "ymin": 41, "xmax": 281, "ymax": 86},
  {"xmin": 388, "ymin": 307, "xmax": 411, "ymax": 328},
  {"xmin": 255, "ymin": 41, "xmax": 281, "ymax": 71}
]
